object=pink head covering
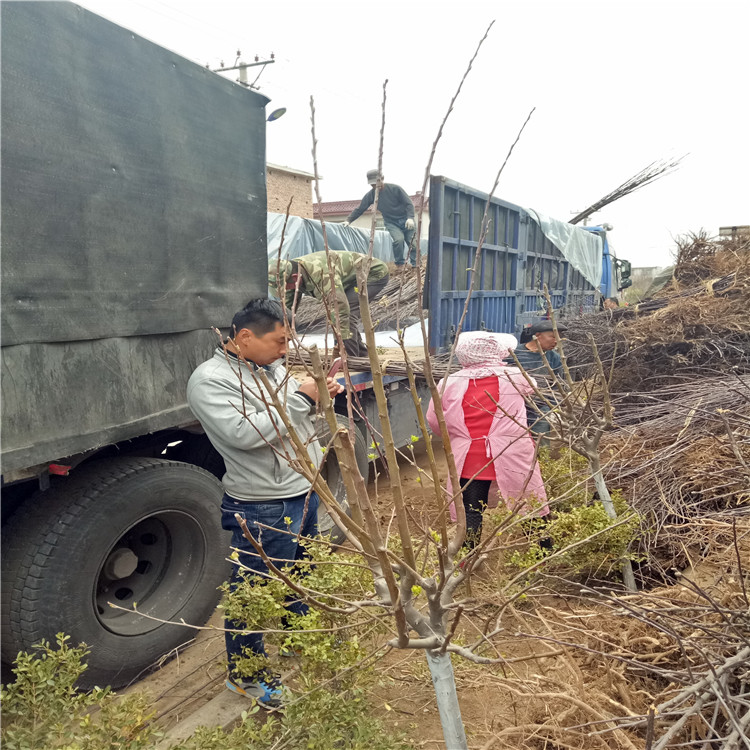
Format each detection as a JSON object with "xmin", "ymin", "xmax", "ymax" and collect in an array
[{"xmin": 455, "ymin": 331, "xmax": 518, "ymax": 371}]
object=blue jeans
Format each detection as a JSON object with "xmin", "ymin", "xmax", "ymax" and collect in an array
[
  {"xmin": 384, "ymin": 218, "xmax": 416, "ymax": 266},
  {"xmin": 221, "ymin": 491, "xmax": 319, "ymax": 673}
]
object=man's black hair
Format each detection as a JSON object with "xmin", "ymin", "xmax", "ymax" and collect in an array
[
  {"xmin": 606, "ymin": 297, "xmax": 620, "ymax": 307},
  {"xmin": 289, "ymin": 259, "xmax": 299, "ymax": 275},
  {"xmin": 230, "ymin": 298, "xmax": 284, "ymax": 338}
]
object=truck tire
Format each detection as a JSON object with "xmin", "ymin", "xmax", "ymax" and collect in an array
[
  {"xmin": 316, "ymin": 414, "xmax": 370, "ymax": 544},
  {"xmin": 1, "ymin": 457, "xmax": 229, "ymax": 689}
]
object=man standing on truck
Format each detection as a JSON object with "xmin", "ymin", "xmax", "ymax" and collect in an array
[
  {"xmin": 343, "ymin": 170, "xmax": 417, "ymax": 269},
  {"xmin": 268, "ymin": 250, "xmax": 389, "ymax": 359},
  {"xmin": 514, "ymin": 320, "xmax": 568, "ymax": 437},
  {"xmin": 186, "ymin": 298, "xmax": 342, "ymax": 707}
]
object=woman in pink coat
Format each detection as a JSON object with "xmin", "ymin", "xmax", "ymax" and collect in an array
[{"xmin": 426, "ymin": 332, "xmax": 548, "ymax": 549}]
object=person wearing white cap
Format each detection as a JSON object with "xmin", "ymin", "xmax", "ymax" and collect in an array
[
  {"xmin": 426, "ymin": 331, "xmax": 549, "ymax": 549},
  {"xmin": 343, "ymin": 170, "xmax": 417, "ymax": 269}
]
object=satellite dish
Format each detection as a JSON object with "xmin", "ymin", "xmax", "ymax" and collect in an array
[{"xmin": 267, "ymin": 108, "xmax": 287, "ymax": 122}]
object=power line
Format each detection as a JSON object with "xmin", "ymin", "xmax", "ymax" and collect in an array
[{"xmin": 131, "ymin": 0, "xmax": 235, "ymax": 46}]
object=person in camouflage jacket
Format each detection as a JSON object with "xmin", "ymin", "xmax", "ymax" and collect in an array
[{"xmin": 268, "ymin": 250, "xmax": 389, "ymax": 357}]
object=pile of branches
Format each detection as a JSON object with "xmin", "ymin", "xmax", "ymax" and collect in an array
[
  {"xmin": 529, "ymin": 530, "xmax": 750, "ymax": 750},
  {"xmin": 603, "ymin": 375, "xmax": 750, "ymax": 571},
  {"xmin": 561, "ymin": 234, "xmax": 750, "ymax": 582},
  {"xmin": 289, "ymin": 346, "xmax": 460, "ymax": 382},
  {"xmin": 460, "ymin": 514, "xmax": 749, "ymax": 750},
  {"xmin": 564, "ymin": 232, "xmax": 750, "ymax": 391},
  {"xmin": 293, "ymin": 263, "xmax": 426, "ymax": 334}
]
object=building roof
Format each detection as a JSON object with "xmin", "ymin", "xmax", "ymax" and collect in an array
[
  {"xmin": 314, "ymin": 192, "xmax": 428, "ymax": 218},
  {"xmin": 267, "ymin": 163, "xmax": 316, "ymax": 180}
]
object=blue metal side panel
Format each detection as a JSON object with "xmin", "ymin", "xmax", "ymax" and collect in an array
[
  {"xmin": 428, "ymin": 176, "xmax": 600, "ymax": 351},
  {"xmin": 427, "ymin": 176, "xmax": 521, "ymax": 350}
]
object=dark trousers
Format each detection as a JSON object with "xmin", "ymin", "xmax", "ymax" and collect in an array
[
  {"xmin": 459, "ymin": 477, "xmax": 491, "ymax": 550},
  {"xmin": 384, "ymin": 218, "xmax": 416, "ymax": 266},
  {"xmin": 221, "ymin": 491, "xmax": 319, "ymax": 675},
  {"xmin": 344, "ymin": 274, "xmax": 389, "ymax": 338}
]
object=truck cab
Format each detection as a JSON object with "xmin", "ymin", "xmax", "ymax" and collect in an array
[{"xmin": 582, "ymin": 225, "xmax": 633, "ymax": 299}]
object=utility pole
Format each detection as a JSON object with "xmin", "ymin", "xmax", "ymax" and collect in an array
[{"xmin": 208, "ymin": 51, "xmax": 275, "ymax": 89}]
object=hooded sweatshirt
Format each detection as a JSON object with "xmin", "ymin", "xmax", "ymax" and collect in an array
[
  {"xmin": 187, "ymin": 349, "xmax": 321, "ymax": 501},
  {"xmin": 426, "ymin": 332, "xmax": 548, "ymax": 519}
]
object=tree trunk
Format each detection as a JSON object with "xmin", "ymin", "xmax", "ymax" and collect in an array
[
  {"xmin": 590, "ymin": 455, "xmax": 637, "ymax": 592},
  {"xmin": 425, "ymin": 650, "xmax": 468, "ymax": 750}
]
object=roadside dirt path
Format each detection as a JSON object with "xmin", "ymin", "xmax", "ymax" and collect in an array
[{"xmin": 127, "ymin": 442, "xmax": 448, "ymax": 742}]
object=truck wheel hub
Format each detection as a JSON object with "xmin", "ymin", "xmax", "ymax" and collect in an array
[{"xmin": 103, "ymin": 547, "xmax": 139, "ymax": 579}]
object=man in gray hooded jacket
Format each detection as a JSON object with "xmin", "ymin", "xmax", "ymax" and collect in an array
[{"xmin": 187, "ymin": 298, "xmax": 342, "ymax": 707}]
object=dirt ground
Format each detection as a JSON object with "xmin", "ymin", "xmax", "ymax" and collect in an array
[
  {"xmin": 124, "ymin": 441, "xmax": 646, "ymax": 749},
  {"xmin": 128, "ymin": 442, "xmax": 463, "ymax": 745}
]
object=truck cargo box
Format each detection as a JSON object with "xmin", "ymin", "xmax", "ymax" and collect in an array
[
  {"xmin": 1, "ymin": 1, "xmax": 269, "ymax": 475},
  {"xmin": 427, "ymin": 176, "xmax": 599, "ymax": 350}
]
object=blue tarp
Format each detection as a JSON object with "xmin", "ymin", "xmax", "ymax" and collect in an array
[
  {"xmin": 267, "ymin": 213, "xmax": 428, "ymax": 263},
  {"xmin": 267, "ymin": 213, "xmax": 394, "ymax": 262}
]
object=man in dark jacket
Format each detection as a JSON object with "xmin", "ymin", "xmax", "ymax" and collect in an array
[
  {"xmin": 514, "ymin": 320, "xmax": 568, "ymax": 436},
  {"xmin": 343, "ymin": 170, "xmax": 416, "ymax": 268}
]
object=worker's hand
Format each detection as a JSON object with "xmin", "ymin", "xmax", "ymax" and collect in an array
[
  {"xmin": 326, "ymin": 376, "xmax": 344, "ymax": 397},
  {"xmin": 405, "ymin": 218, "xmax": 415, "ymax": 231},
  {"xmin": 298, "ymin": 377, "xmax": 343, "ymax": 402},
  {"xmin": 298, "ymin": 378, "xmax": 320, "ymax": 401},
  {"xmin": 342, "ymin": 221, "xmax": 350, "ymax": 228}
]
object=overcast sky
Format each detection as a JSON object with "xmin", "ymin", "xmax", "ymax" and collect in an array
[{"xmin": 76, "ymin": 0, "xmax": 749, "ymax": 268}]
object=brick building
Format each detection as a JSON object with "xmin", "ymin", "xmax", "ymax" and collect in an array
[{"xmin": 266, "ymin": 163, "xmax": 315, "ymax": 218}]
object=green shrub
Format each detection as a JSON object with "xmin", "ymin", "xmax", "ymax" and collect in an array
[
  {"xmin": 504, "ymin": 448, "xmax": 640, "ymax": 577},
  {"xmin": 537, "ymin": 447, "xmax": 592, "ymax": 510},
  {"xmin": 176, "ymin": 685, "xmax": 409, "ymax": 750},
  {"xmin": 222, "ymin": 539, "xmax": 378, "ymax": 680},
  {"xmin": 0, "ymin": 634, "xmax": 156, "ymax": 750},
  {"xmin": 1, "ymin": 633, "xmax": 409, "ymax": 750}
]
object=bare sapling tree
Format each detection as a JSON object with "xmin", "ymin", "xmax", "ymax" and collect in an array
[
  {"xmin": 510, "ymin": 285, "xmax": 638, "ymax": 591},
  {"xmin": 258, "ymin": 21, "xmax": 537, "ymax": 749},
  {"xmin": 231, "ymin": 19, "xmax": 637, "ymax": 749}
]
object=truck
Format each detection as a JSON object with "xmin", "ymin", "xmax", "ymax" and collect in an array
[
  {"xmin": 2, "ymin": 1, "xmax": 275, "ymax": 688},
  {"xmin": 591, "ymin": 225, "xmax": 633, "ymax": 299},
  {"xmin": 1, "ymin": 2, "xmax": 625, "ymax": 690},
  {"xmin": 275, "ymin": 180, "xmax": 630, "ymax": 351}
]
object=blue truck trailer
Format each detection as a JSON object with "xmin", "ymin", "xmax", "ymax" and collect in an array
[
  {"xmin": 426, "ymin": 175, "xmax": 630, "ymax": 350},
  {"xmin": 273, "ymin": 177, "xmax": 630, "ymax": 352}
]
